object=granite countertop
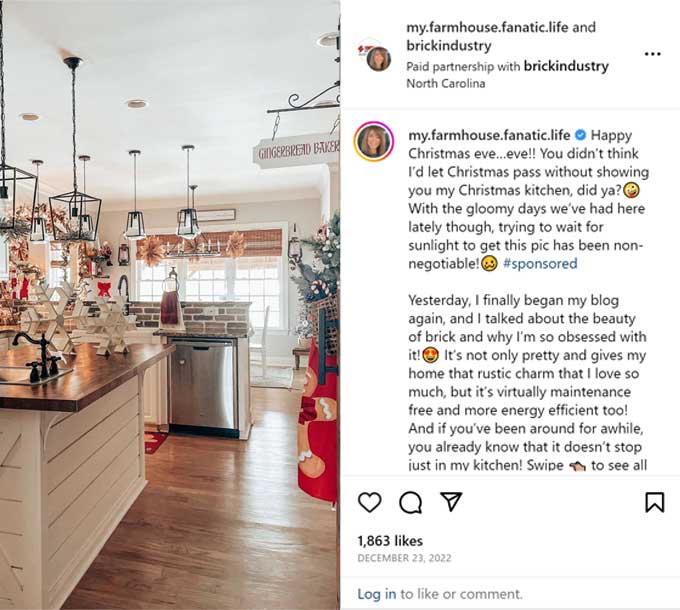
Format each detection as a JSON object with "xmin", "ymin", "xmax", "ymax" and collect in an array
[{"xmin": 0, "ymin": 343, "xmax": 175, "ymax": 412}]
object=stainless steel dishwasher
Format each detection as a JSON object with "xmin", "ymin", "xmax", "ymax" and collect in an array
[{"xmin": 169, "ymin": 337, "xmax": 239, "ymax": 437}]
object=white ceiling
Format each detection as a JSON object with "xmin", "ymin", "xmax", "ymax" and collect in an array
[{"xmin": 4, "ymin": 0, "xmax": 339, "ymax": 210}]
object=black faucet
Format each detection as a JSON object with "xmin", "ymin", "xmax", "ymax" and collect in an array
[
  {"xmin": 118, "ymin": 274, "xmax": 130, "ymax": 316},
  {"xmin": 13, "ymin": 332, "xmax": 51, "ymax": 379}
]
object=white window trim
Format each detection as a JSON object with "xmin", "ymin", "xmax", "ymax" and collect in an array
[{"xmin": 132, "ymin": 221, "xmax": 289, "ymax": 332}]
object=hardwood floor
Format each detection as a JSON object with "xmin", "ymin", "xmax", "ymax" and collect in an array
[{"xmin": 63, "ymin": 373, "xmax": 337, "ymax": 610}]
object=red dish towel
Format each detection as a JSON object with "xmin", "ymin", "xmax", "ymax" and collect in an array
[
  {"xmin": 297, "ymin": 340, "xmax": 337, "ymax": 504},
  {"xmin": 160, "ymin": 290, "xmax": 179, "ymax": 325}
]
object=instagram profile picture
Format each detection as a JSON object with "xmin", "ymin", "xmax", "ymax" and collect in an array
[
  {"xmin": 367, "ymin": 46, "xmax": 391, "ymax": 71},
  {"xmin": 354, "ymin": 122, "xmax": 394, "ymax": 162}
]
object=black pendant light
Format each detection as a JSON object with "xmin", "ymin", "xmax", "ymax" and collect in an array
[
  {"xmin": 49, "ymin": 57, "xmax": 101, "ymax": 242},
  {"xmin": 124, "ymin": 149, "xmax": 145, "ymax": 240},
  {"xmin": 176, "ymin": 144, "xmax": 200, "ymax": 239},
  {"xmin": 0, "ymin": 1, "xmax": 37, "ymax": 230},
  {"xmin": 29, "ymin": 160, "xmax": 47, "ymax": 243}
]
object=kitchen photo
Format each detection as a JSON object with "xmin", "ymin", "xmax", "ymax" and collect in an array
[{"xmin": 0, "ymin": 1, "xmax": 340, "ymax": 609}]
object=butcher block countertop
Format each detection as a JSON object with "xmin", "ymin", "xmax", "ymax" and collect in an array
[
  {"xmin": 0, "ymin": 324, "xmax": 20, "ymax": 337},
  {"xmin": 0, "ymin": 343, "xmax": 175, "ymax": 412}
]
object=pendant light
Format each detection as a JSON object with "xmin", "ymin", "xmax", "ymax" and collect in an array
[
  {"xmin": 49, "ymin": 57, "xmax": 102, "ymax": 242},
  {"xmin": 0, "ymin": 1, "xmax": 37, "ymax": 230},
  {"xmin": 124, "ymin": 149, "xmax": 145, "ymax": 240},
  {"xmin": 176, "ymin": 144, "xmax": 200, "ymax": 239},
  {"xmin": 29, "ymin": 160, "xmax": 47, "ymax": 243}
]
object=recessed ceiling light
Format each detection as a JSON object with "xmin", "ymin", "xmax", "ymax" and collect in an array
[
  {"xmin": 125, "ymin": 99, "xmax": 149, "ymax": 109},
  {"xmin": 316, "ymin": 32, "xmax": 339, "ymax": 47},
  {"xmin": 19, "ymin": 113, "xmax": 40, "ymax": 121}
]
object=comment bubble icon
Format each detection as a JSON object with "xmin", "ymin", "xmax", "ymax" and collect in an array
[{"xmin": 399, "ymin": 491, "xmax": 423, "ymax": 515}]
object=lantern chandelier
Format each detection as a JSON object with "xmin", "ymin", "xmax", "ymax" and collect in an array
[
  {"xmin": 176, "ymin": 145, "xmax": 200, "ymax": 239},
  {"xmin": 49, "ymin": 57, "xmax": 102, "ymax": 242},
  {"xmin": 124, "ymin": 149, "xmax": 146, "ymax": 241},
  {"xmin": 0, "ymin": 1, "xmax": 37, "ymax": 230},
  {"xmin": 167, "ymin": 183, "xmax": 220, "ymax": 258}
]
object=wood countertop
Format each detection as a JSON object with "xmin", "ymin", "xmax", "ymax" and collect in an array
[
  {"xmin": 0, "ymin": 325, "xmax": 20, "ymax": 338},
  {"xmin": 0, "ymin": 343, "xmax": 175, "ymax": 412}
]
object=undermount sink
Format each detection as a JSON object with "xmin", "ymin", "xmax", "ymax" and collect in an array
[{"xmin": 0, "ymin": 366, "xmax": 73, "ymax": 386}]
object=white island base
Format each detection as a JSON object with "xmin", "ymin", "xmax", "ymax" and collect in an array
[{"xmin": 0, "ymin": 376, "xmax": 147, "ymax": 609}]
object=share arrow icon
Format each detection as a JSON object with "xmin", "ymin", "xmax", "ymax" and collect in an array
[{"xmin": 440, "ymin": 492, "xmax": 463, "ymax": 512}]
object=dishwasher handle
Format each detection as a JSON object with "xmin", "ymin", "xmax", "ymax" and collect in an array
[{"xmin": 172, "ymin": 339, "xmax": 235, "ymax": 349}]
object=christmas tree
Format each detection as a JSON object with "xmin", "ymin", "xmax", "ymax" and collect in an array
[{"xmin": 291, "ymin": 211, "xmax": 340, "ymax": 303}]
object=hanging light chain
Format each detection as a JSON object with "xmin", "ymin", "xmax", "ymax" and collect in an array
[
  {"xmin": 271, "ymin": 112, "xmax": 281, "ymax": 141},
  {"xmin": 330, "ymin": 112, "xmax": 340, "ymax": 135},
  {"xmin": 133, "ymin": 152, "xmax": 137, "ymax": 212},
  {"xmin": 186, "ymin": 146, "xmax": 191, "ymax": 206},
  {"xmin": 71, "ymin": 65, "xmax": 78, "ymax": 192},
  {"xmin": 0, "ymin": 1, "xmax": 5, "ymax": 168}
]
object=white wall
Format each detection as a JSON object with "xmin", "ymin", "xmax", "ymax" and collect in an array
[
  {"xmin": 96, "ymin": 196, "xmax": 322, "ymax": 364},
  {"xmin": 319, "ymin": 163, "xmax": 340, "ymax": 222}
]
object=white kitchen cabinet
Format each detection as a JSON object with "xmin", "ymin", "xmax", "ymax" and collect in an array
[{"xmin": 124, "ymin": 329, "xmax": 168, "ymax": 429}]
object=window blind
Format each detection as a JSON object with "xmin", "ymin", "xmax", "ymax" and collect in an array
[{"xmin": 136, "ymin": 228, "xmax": 283, "ymax": 259}]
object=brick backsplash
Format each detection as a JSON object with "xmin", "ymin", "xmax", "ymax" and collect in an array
[{"xmin": 128, "ymin": 301, "xmax": 251, "ymax": 336}]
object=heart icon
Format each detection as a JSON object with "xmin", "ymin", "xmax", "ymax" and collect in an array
[{"xmin": 357, "ymin": 492, "xmax": 382, "ymax": 513}]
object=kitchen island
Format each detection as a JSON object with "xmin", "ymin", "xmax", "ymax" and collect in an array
[{"xmin": 0, "ymin": 343, "xmax": 174, "ymax": 610}]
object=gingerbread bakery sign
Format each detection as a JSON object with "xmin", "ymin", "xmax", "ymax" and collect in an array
[{"xmin": 253, "ymin": 132, "xmax": 339, "ymax": 169}]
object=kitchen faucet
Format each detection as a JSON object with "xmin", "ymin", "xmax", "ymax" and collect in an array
[
  {"xmin": 118, "ymin": 274, "xmax": 130, "ymax": 315},
  {"xmin": 12, "ymin": 332, "xmax": 59, "ymax": 379}
]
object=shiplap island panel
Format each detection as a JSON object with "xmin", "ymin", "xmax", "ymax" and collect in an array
[{"xmin": 0, "ymin": 343, "xmax": 174, "ymax": 610}]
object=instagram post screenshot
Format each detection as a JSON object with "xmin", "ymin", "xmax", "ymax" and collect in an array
[
  {"xmin": 342, "ymin": 0, "xmax": 678, "ymax": 609},
  {"xmin": 0, "ymin": 1, "xmax": 676, "ymax": 610}
]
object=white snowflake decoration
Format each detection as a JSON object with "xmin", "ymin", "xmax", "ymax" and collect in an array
[
  {"xmin": 21, "ymin": 280, "xmax": 91, "ymax": 354},
  {"xmin": 20, "ymin": 281, "xmax": 137, "ymax": 357},
  {"xmin": 78, "ymin": 295, "xmax": 137, "ymax": 356}
]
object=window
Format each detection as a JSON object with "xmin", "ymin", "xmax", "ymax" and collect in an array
[
  {"xmin": 136, "ymin": 260, "xmax": 171, "ymax": 302},
  {"xmin": 49, "ymin": 266, "xmax": 70, "ymax": 287},
  {"xmin": 185, "ymin": 258, "xmax": 227, "ymax": 302},
  {"xmin": 234, "ymin": 257, "xmax": 281, "ymax": 329},
  {"xmin": 49, "ymin": 242, "xmax": 71, "ymax": 286},
  {"xmin": 135, "ymin": 254, "xmax": 286, "ymax": 329}
]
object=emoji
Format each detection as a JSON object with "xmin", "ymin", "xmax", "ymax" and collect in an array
[
  {"xmin": 623, "ymin": 182, "xmax": 639, "ymax": 198},
  {"xmin": 569, "ymin": 461, "xmax": 586, "ymax": 472},
  {"xmin": 481, "ymin": 255, "xmax": 498, "ymax": 272},
  {"xmin": 422, "ymin": 346, "xmax": 439, "ymax": 363}
]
